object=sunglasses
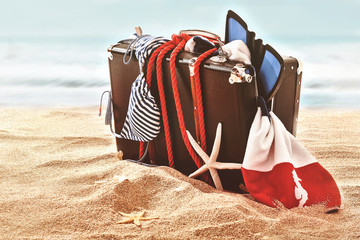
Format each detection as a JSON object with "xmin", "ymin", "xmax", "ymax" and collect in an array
[{"xmin": 225, "ymin": 10, "xmax": 284, "ymax": 102}]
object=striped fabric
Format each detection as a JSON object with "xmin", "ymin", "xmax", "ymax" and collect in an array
[
  {"xmin": 119, "ymin": 36, "xmax": 168, "ymax": 142},
  {"xmin": 135, "ymin": 36, "xmax": 168, "ymax": 68}
]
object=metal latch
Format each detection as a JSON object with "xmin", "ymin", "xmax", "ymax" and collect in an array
[
  {"xmin": 229, "ymin": 63, "xmax": 256, "ymax": 84},
  {"xmin": 210, "ymin": 39, "xmax": 227, "ymax": 63},
  {"xmin": 188, "ymin": 57, "xmax": 197, "ymax": 76}
]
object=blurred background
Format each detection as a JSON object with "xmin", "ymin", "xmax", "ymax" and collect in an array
[{"xmin": 0, "ymin": 0, "xmax": 359, "ymax": 108}]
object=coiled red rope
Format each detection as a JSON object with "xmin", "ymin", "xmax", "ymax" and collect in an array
[
  {"xmin": 168, "ymin": 34, "xmax": 212, "ymax": 184},
  {"xmin": 138, "ymin": 33, "xmax": 216, "ymax": 184},
  {"xmin": 155, "ymin": 42, "xmax": 177, "ymax": 167},
  {"xmin": 139, "ymin": 41, "xmax": 175, "ymax": 161},
  {"xmin": 193, "ymin": 48, "xmax": 217, "ymax": 152},
  {"xmin": 169, "ymin": 36, "xmax": 204, "ymax": 168}
]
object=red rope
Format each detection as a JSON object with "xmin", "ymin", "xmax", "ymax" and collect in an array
[
  {"xmin": 139, "ymin": 41, "xmax": 174, "ymax": 162},
  {"xmin": 155, "ymin": 42, "xmax": 177, "ymax": 167},
  {"xmin": 193, "ymin": 48, "xmax": 217, "ymax": 152},
  {"xmin": 137, "ymin": 34, "xmax": 213, "ymax": 185},
  {"xmin": 146, "ymin": 41, "xmax": 174, "ymax": 87},
  {"xmin": 169, "ymin": 35, "xmax": 212, "ymax": 184},
  {"xmin": 168, "ymin": 35, "xmax": 205, "ymax": 168},
  {"xmin": 139, "ymin": 141, "xmax": 146, "ymax": 160}
]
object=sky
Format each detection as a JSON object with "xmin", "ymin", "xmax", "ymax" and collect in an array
[
  {"xmin": 1, "ymin": 0, "xmax": 359, "ymax": 45},
  {"xmin": 1, "ymin": 0, "xmax": 359, "ymax": 108}
]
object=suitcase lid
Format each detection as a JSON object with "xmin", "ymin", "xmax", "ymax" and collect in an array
[
  {"xmin": 109, "ymin": 41, "xmax": 243, "ymax": 75},
  {"xmin": 225, "ymin": 10, "xmax": 285, "ymax": 102}
]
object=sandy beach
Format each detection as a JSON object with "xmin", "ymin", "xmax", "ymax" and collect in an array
[{"xmin": 0, "ymin": 107, "xmax": 359, "ymax": 240}]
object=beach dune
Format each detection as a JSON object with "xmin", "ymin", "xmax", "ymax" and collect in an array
[{"xmin": 0, "ymin": 107, "xmax": 359, "ymax": 239}]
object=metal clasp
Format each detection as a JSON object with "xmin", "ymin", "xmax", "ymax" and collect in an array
[
  {"xmin": 188, "ymin": 57, "xmax": 197, "ymax": 76},
  {"xmin": 229, "ymin": 63, "xmax": 255, "ymax": 84},
  {"xmin": 210, "ymin": 39, "xmax": 227, "ymax": 63}
]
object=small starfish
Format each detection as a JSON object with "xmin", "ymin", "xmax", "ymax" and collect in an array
[
  {"xmin": 116, "ymin": 210, "xmax": 159, "ymax": 226},
  {"xmin": 187, "ymin": 123, "xmax": 243, "ymax": 191}
]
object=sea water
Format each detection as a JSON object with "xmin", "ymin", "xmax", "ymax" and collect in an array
[
  {"xmin": 0, "ymin": 35, "xmax": 359, "ymax": 109},
  {"xmin": 278, "ymin": 40, "xmax": 360, "ymax": 109},
  {"xmin": 0, "ymin": 36, "xmax": 111, "ymax": 107}
]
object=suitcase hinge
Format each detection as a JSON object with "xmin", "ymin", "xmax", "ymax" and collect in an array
[
  {"xmin": 108, "ymin": 51, "xmax": 113, "ymax": 60},
  {"xmin": 297, "ymin": 59, "xmax": 303, "ymax": 75}
]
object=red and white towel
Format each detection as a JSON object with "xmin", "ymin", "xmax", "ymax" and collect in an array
[{"xmin": 242, "ymin": 108, "xmax": 341, "ymax": 211}]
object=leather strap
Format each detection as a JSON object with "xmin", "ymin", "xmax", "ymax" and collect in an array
[{"xmin": 189, "ymin": 58, "xmax": 202, "ymax": 145}]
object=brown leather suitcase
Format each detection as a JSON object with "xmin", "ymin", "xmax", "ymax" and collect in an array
[{"xmin": 105, "ymin": 11, "xmax": 302, "ymax": 192}]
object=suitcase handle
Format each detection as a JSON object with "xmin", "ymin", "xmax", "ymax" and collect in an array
[
  {"xmin": 98, "ymin": 90, "xmax": 124, "ymax": 139},
  {"xmin": 179, "ymin": 29, "xmax": 221, "ymax": 43},
  {"xmin": 123, "ymin": 34, "xmax": 151, "ymax": 65}
]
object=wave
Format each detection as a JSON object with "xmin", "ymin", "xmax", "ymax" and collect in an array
[
  {"xmin": 0, "ymin": 61, "xmax": 109, "ymax": 88},
  {"xmin": 1, "ymin": 40, "xmax": 359, "ymax": 108},
  {"xmin": 0, "ymin": 85, "xmax": 109, "ymax": 107}
]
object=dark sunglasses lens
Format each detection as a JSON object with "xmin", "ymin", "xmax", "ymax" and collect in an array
[
  {"xmin": 259, "ymin": 50, "xmax": 281, "ymax": 96},
  {"xmin": 227, "ymin": 18, "xmax": 247, "ymax": 43}
]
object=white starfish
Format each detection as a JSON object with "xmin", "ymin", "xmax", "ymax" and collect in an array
[
  {"xmin": 186, "ymin": 123, "xmax": 243, "ymax": 191},
  {"xmin": 116, "ymin": 210, "xmax": 159, "ymax": 226}
]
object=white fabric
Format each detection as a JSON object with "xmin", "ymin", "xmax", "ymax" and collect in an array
[
  {"xmin": 242, "ymin": 108, "xmax": 317, "ymax": 172},
  {"xmin": 184, "ymin": 37, "xmax": 197, "ymax": 52},
  {"xmin": 221, "ymin": 40, "xmax": 251, "ymax": 65}
]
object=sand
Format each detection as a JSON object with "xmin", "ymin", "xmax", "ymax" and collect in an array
[{"xmin": 0, "ymin": 107, "xmax": 359, "ymax": 240}]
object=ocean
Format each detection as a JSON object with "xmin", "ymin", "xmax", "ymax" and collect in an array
[
  {"xmin": 0, "ymin": 34, "xmax": 359, "ymax": 109},
  {"xmin": 1, "ymin": 0, "xmax": 360, "ymax": 109},
  {"xmin": 0, "ymin": 36, "xmax": 111, "ymax": 107}
]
